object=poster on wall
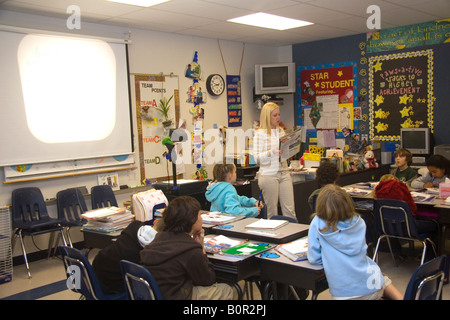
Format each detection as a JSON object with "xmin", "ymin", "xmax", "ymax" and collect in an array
[
  {"xmin": 297, "ymin": 61, "xmax": 358, "ymax": 148},
  {"xmin": 369, "ymin": 49, "xmax": 434, "ymax": 141},
  {"xmin": 132, "ymin": 74, "xmax": 179, "ymax": 182},
  {"xmin": 227, "ymin": 75, "xmax": 242, "ymax": 127}
]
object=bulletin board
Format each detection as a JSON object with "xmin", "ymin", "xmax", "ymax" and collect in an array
[
  {"xmin": 297, "ymin": 61, "xmax": 358, "ymax": 152},
  {"xmin": 368, "ymin": 49, "xmax": 434, "ymax": 141},
  {"xmin": 131, "ymin": 74, "xmax": 180, "ymax": 182}
]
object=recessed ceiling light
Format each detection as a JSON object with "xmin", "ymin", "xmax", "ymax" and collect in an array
[
  {"xmin": 228, "ymin": 12, "xmax": 313, "ymax": 30},
  {"xmin": 106, "ymin": 0, "xmax": 170, "ymax": 7}
]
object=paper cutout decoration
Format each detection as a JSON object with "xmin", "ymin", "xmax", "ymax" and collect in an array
[{"xmin": 309, "ymin": 101, "xmax": 321, "ymax": 128}]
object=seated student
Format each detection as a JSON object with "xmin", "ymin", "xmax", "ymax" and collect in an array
[
  {"xmin": 140, "ymin": 196, "xmax": 234, "ymax": 300},
  {"xmin": 308, "ymin": 184, "xmax": 403, "ymax": 300},
  {"xmin": 390, "ymin": 148, "xmax": 417, "ymax": 185},
  {"xmin": 205, "ymin": 164, "xmax": 263, "ymax": 217},
  {"xmin": 374, "ymin": 174, "xmax": 438, "ymax": 257},
  {"xmin": 308, "ymin": 162, "xmax": 339, "ymax": 211},
  {"xmin": 92, "ymin": 220, "xmax": 158, "ymax": 294},
  {"xmin": 411, "ymin": 154, "xmax": 450, "ymax": 189}
]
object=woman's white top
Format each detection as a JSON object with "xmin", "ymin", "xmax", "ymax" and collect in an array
[{"xmin": 253, "ymin": 127, "xmax": 288, "ymax": 176}]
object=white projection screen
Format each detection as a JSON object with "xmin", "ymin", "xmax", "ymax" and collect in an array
[{"xmin": 0, "ymin": 28, "xmax": 133, "ymax": 166}]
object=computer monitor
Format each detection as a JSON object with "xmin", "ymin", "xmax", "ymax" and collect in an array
[{"xmin": 400, "ymin": 127, "xmax": 431, "ymax": 155}]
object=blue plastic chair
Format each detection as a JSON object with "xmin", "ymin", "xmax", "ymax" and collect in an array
[
  {"xmin": 56, "ymin": 188, "xmax": 88, "ymax": 247},
  {"xmin": 59, "ymin": 245, "xmax": 126, "ymax": 300},
  {"xmin": 404, "ymin": 255, "xmax": 447, "ymax": 300},
  {"xmin": 372, "ymin": 199, "xmax": 437, "ymax": 266},
  {"xmin": 91, "ymin": 185, "xmax": 118, "ymax": 209},
  {"xmin": 11, "ymin": 187, "xmax": 67, "ymax": 278},
  {"xmin": 120, "ymin": 260, "xmax": 163, "ymax": 300},
  {"xmin": 270, "ymin": 215, "xmax": 298, "ymax": 223}
]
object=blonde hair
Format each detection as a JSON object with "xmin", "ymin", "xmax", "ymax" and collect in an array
[
  {"xmin": 379, "ymin": 174, "xmax": 398, "ymax": 182},
  {"xmin": 213, "ymin": 164, "xmax": 235, "ymax": 182},
  {"xmin": 313, "ymin": 184, "xmax": 358, "ymax": 233},
  {"xmin": 259, "ymin": 102, "xmax": 279, "ymax": 135}
]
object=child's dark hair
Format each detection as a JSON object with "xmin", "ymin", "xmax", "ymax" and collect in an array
[
  {"xmin": 316, "ymin": 162, "xmax": 339, "ymax": 187},
  {"xmin": 426, "ymin": 154, "xmax": 450, "ymax": 175},
  {"xmin": 161, "ymin": 196, "xmax": 201, "ymax": 233},
  {"xmin": 213, "ymin": 164, "xmax": 235, "ymax": 182},
  {"xmin": 394, "ymin": 148, "xmax": 412, "ymax": 165}
]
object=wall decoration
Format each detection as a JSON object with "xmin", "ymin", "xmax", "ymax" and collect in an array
[
  {"xmin": 297, "ymin": 61, "xmax": 358, "ymax": 149},
  {"xmin": 227, "ymin": 75, "xmax": 242, "ymax": 127},
  {"xmin": 132, "ymin": 73, "xmax": 179, "ymax": 182},
  {"xmin": 369, "ymin": 49, "xmax": 434, "ymax": 141},
  {"xmin": 367, "ymin": 19, "xmax": 450, "ymax": 53}
]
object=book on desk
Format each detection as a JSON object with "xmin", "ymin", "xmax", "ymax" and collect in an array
[{"xmin": 275, "ymin": 236, "xmax": 308, "ymax": 262}]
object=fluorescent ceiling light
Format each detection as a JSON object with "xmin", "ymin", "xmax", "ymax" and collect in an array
[
  {"xmin": 106, "ymin": 0, "xmax": 170, "ymax": 7},
  {"xmin": 228, "ymin": 12, "xmax": 313, "ymax": 30}
]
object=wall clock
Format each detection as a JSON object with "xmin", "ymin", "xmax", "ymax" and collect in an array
[{"xmin": 206, "ymin": 74, "xmax": 225, "ymax": 96}]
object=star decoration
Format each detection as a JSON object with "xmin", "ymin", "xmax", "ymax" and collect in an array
[
  {"xmin": 314, "ymin": 82, "xmax": 320, "ymax": 88},
  {"xmin": 337, "ymin": 70, "xmax": 343, "ymax": 77},
  {"xmin": 375, "ymin": 122, "xmax": 388, "ymax": 133},
  {"xmin": 399, "ymin": 94, "xmax": 409, "ymax": 105},
  {"xmin": 374, "ymin": 95, "xmax": 384, "ymax": 106},
  {"xmin": 375, "ymin": 109, "xmax": 390, "ymax": 119},
  {"xmin": 373, "ymin": 61, "xmax": 383, "ymax": 72},
  {"xmin": 400, "ymin": 106, "xmax": 412, "ymax": 118}
]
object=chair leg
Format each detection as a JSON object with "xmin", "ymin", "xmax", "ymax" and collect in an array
[
  {"xmin": 18, "ymin": 231, "xmax": 31, "ymax": 279},
  {"xmin": 385, "ymin": 237, "xmax": 398, "ymax": 267},
  {"xmin": 65, "ymin": 227, "xmax": 73, "ymax": 248}
]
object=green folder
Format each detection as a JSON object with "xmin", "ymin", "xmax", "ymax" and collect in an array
[{"xmin": 221, "ymin": 242, "xmax": 272, "ymax": 257}]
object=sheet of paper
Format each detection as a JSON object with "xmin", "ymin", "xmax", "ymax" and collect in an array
[{"xmin": 316, "ymin": 95, "xmax": 339, "ymax": 129}]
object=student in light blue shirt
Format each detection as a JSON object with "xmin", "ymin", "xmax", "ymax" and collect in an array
[
  {"xmin": 307, "ymin": 184, "xmax": 403, "ymax": 300},
  {"xmin": 205, "ymin": 164, "xmax": 263, "ymax": 217}
]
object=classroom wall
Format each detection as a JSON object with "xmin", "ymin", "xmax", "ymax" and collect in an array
[
  {"xmin": 0, "ymin": 10, "xmax": 294, "ymax": 257},
  {"xmin": 292, "ymin": 32, "xmax": 450, "ymax": 148}
]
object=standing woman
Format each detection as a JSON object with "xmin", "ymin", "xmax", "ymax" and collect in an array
[{"xmin": 253, "ymin": 102, "xmax": 296, "ymax": 219}]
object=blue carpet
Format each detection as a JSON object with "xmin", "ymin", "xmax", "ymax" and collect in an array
[{"xmin": 1, "ymin": 279, "xmax": 68, "ymax": 300}]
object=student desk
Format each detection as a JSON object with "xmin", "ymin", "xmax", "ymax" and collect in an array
[
  {"xmin": 212, "ymin": 218, "xmax": 309, "ymax": 244},
  {"xmin": 81, "ymin": 228, "xmax": 122, "ymax": 255},
  {"xmin": 257, "ymin": 249, "xmax": 327, "ymax": 300}
]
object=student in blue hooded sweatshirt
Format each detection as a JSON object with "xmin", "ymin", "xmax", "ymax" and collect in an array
[
  {"xmin": 307, "ymin": 184, "xmax": 403, "ymax": 300},
  {"xmin": 205, "ymin": 164, "xmax": 263, "ymax": 217}
]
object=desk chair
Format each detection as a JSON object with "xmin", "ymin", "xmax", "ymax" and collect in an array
[
  {"xmin": 56, "ymin": 188, "xmax": 88, "ymax": 247},
  {"xmin": 59, "ymin": 245, "xmax": 126, "ymax": 300},
  {"xmin": 91, "ymin": 185, "xmax": 118, "ymax": 209},
  {"xmin": 270, "ymin": 215, "xmax": 298, "ymax": 223},
  {"xmin": 372, "ymin": 199, "xmax": 437, "ymax": 267},
  {"xmin": 120, "ymin": 260, "xmax": 163, "ymax": 300},
  {"xmin": 11, "ymin": 187, "xmax": 67, "ymax": 278},
  {"xmin": 404, "ymin": 255, "xmax": 447, "ymax": 300}
]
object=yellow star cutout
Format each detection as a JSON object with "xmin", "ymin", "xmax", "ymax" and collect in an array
[
  {"xmin": 374, "ymin": 95, "xmax": 384, "ymax": 106},
  {"xmin": 375, "ymin": 122, "xmax": 388, "ymax": 133},
  {"xmin": 314, "ymin": 82, "xmax": 320, "ymax": 88},
  {"xmin": 400, "ymin": 106, "xmax": 412, "ymax": 118},
  {"xmin": 373, "ymin": 61, "xmax": 383, "ymax": 72},
  {"xmin": 375, "ymin": 109, "xmax": 385, "ymax": 119},
  {"xmin": 399, "ymin": 94, "xmax": 409, "ymax": 105},
  {"xmin": 337, "ymin": 70, "xmax": 343, "ymax": 77}
]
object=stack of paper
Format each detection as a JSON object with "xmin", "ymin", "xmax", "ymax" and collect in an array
[
  {"xmin": 201, "ymin": 211, "xmax": 244, "ymax": 225},
  {"xmin": 245, "ymin": 219, "xmax": 289, "ymax": 231},
  {"xmin": 82, "ymin": 207, "xmax": 134, "ymax": 233},
  {"xmin": 275, "ymin": 236, "xmax": 308, "ymax": 262},
  {"xmin": 81, "ymin": 206, "xmax": 126, "ymax": 220}
]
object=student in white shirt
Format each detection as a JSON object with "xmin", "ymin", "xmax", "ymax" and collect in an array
[{"xmin": 253, "ymin": 102, "xmax": 296, "ymax": 220}]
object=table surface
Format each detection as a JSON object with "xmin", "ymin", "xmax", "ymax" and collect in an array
[{"xmin": 212, "ymin": 217, "xmax": 309, "ymax": 244}]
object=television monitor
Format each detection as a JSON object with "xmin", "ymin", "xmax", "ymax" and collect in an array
[
  {"xmin": 255, "ymin": 62, "xmax": 295, "ymax": 94},
  {"xmin": 400, "ymin": 127, "xmax": 431, "ymax": 155}
]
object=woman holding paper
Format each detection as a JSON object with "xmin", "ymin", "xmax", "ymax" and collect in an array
[{"xmin": 254, "ymin": 102, "xmax": 296, "ymax": 220}]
